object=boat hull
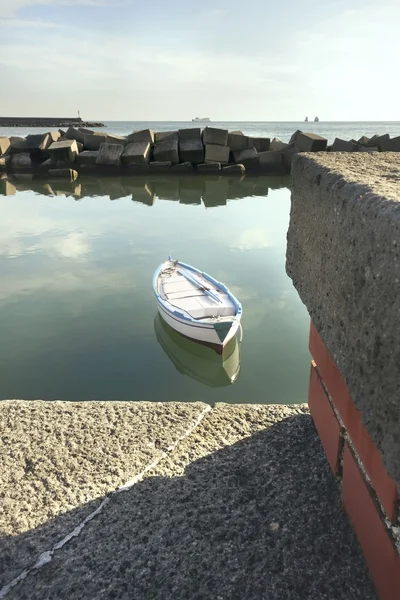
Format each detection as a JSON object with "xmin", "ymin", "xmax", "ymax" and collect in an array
[{"xmin": 156, "ymin": 300, "xmax": 239, "ymax": 350}]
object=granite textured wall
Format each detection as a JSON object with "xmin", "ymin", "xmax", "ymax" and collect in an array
[{"xmin": 287, "ymin": 152, "xmax": 400, "ymax": 600}]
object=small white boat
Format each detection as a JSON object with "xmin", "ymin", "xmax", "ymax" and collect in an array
[{"xmin": 153, "ymin": 258, "xmax": 242, "ymax": 351}]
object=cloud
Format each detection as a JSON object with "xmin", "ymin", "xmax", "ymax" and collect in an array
[
  {"xmin": 198, "ymin": 8, "xmax": 227, "ymax": 17},
  {"xmin": 0, "ymin": 18, "xmax": 58, "ymax": 28},
  {"xmin": 55, "ymin": 232, "xmax": 90, "ymax": 258},
  {"xmin": 1, "ymin": 1, "xmax": 399, "ymax": 120},
  {"xmin": 231, "ymin": 228, "xmax": 271, "ymax": 251},
  {"xmin": 0, "ymin": 0, "xmax": 128, "ymax": 18}
]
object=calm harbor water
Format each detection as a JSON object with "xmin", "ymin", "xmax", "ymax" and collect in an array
[{"xmin": 0, "ymin": 173, "xmax": 310, "ymax": 403}]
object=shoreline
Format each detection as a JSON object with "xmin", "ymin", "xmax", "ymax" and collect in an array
[{"xmin": 1, "ymin": 126, "xmax": 399, "ymax": 182}]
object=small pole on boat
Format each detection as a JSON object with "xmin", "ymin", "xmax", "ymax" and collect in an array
[{"xmin": 177, "ymin": 269, "xmax": 222, "ymax": 304}]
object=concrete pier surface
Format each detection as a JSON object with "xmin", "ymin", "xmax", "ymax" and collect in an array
[{"xmin": 0, "ymin": 400, "xmax": 376, "ymax": 599}]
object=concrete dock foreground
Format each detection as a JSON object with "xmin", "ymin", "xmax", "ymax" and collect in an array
[{"xmin": 0, "ymin": 400, "xmax": 376, "ymax": 599}]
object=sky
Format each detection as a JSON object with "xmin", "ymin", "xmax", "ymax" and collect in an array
[{"xmin": 0, "ymin": 0, "xmax": 399, "ymax": 121}]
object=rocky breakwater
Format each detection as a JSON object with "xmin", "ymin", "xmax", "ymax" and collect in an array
[
  {"xmin": 1, "ymin": 126, "xmax": 400, "ymax": 180},
  {"xmin": 0, "ymin": 116, "xmax": 104, "ymax": 128}
]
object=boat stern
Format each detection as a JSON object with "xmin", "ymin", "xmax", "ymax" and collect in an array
[{"xmin": 214, "ymin": 319, "xmax": 240, "ymax": 347}]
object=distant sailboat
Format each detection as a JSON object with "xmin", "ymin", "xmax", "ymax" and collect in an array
[
  {"xmin": 314, "ymin": 116, "xmax": 319, "ymax": 122},
  {"xmin": 304, "ymin": 116, "xmax": 309, "ymax": 122}
]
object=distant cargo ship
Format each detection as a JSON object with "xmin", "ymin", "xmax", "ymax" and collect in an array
[
  {"xmin": 192, "ymin": 117, "xmax": 211, "ymax": 122},
  {"xmin": 314, "ymin": 116, "xmax": 320, "ymax": 122}
]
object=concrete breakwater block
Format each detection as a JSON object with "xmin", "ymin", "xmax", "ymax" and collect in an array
[
  {"xmin": 36, "ymin": 158, "xmax": 52, "ymax": 171},
  {"xmin": 12, "ymin": 173, "xmax": 34, "ymax": 181},
  {"xmin": 205, "ymin": 144, "xmax": 230, "ymax": 165},
  {"xmin": 358, "ymin": 136, "xmax": 370, "ymax": 146},
  {"xmin": 197, "ymin": 162, "xmax": 221, "ymax": 173},
  {"xmin": 11, "ymin": 153, "xmax": 32, "ymax": 171},
  {"xmin": 155, "ymin": 131, "xmax": 178, "ymax": 144},
  {"xmin": 203, "ymin": 127, "xmax": 229, "ymax": 146},
  {"xmin": 126, "ymin": 164, "xmax": 151, "ymax": 175},
  {"xmin": 76, "ymin": 151, "xmax": 99, "ymax": 166},
  {"xmin": 222, "ymin": 164, "xmax": 246, "ymax": 175},
  {"xmin": 250, "ymin": 137, "xmax": 270, "ymax": 152},
  {"xmin": 24, "ymin": 133, "xmax": 52, "ymax": 152},
  {"xmin": 290, "ymin": 130, "xmax": 303, "ymax": 144},
  {"xmin": 227, "ymin": 132, "xmax": 249, "ymax": 151},
  {"xmin": 171, "ymin": 161, "xmax": 194, "ymax": 173},
  {"xmin": 48, "ymin": 168, "xmax": 79, "ymax": 181},
  {"xmin": 179, "ymin": 139, "xmax": 204, "ymax": 164},
  {"xmin": 106, "ymin": 134, "xmax": 128, "ymax": 146},
  {"xmin": 127, "ymin": 129, "xmax": 155, "ymax": 144},
  {"xmin": 296, "ymin": 132, "xmax": 328, "ymax": 152},
  {"xmin": 96, "ymin": 143, "xmax": 124, "ymax": 166},
  {"xmin": 49, "ymin": 131, "xmax": 61, "ymax": 143},
  {"xmin": 48, "ymin": 139, "xmax": 79, "ymax": 163},
  {"xmin": 259, "ymin": 150, "xmax": 283, "ymax": 171},
  {"xmin": 282, "ymin": 145, "xmax": 300, "ymax": 169},
  {"xmin": 232, "ymin": 146, "xmax": 258, "ymax": 169},
  {"xmin": 0, "ymin": 137, "xmax": 10, "ymax": 156},
  {"xmin": 65, "ymin": 127, "xmax": 86, "ymax": 144},
  {"xmin": 0, "ymin": 156, "xmax": 10, "ymax": 170},
  {"xmin": 84, "ymin": 133, "xmax": 107, "ymax": 151},
  {"xmin": 9, "ymin": 140, "xmax": 29, "ymax": 154},
  {"xmin": 331, "ymin": 138, "xmax": 359, "ymax": 152},
  {"xmin": 356, "ymin": 146, "xmax": 379, "ymax": 153},
  {"xmin": 270, "ymin": 137, "xmax": 288, "ymax": 151},
  {"xmin": 78, "ymin": 127, "xmax": 95, "ymax": 136},
  {"xmin": 153, "ymin": 138, "xmax": 179, "ymax": 164},
  {"xmin": 150, "ymin": 161, "xmax": 172, "ymax": 172},
  {"xmin": 178, "ymin": 128, "xmax": 201, "ymax": 141},
  {"xmin": 378, "ymin": 135, "xmax": 400, "ymax": 152},
  {"xmin": 374, "ymin": 133, "xmax": 390, "ymax": 150},
  {"xmin": 122, "ymin": 142, "xmax": 151, "ymax": 165}
]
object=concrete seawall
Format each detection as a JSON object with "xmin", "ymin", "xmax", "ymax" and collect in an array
[
  {"xmin": 1, "ymin": 126, "xmax": 399, "ymax": 182},
  {"xmin": 287, "ymin": 152, "xmax": 400, "ymax": 600},
  {"xmin": 0, "ymin": 400, "xmax": 376, "ymax": 599}
]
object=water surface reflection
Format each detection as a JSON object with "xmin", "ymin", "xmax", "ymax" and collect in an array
[
  {"xmin": 0, "ymin": 174, "xmax": 309, "ymax": 403},
  {"xmin": 0, "ymin": 173, "xmax": 288, "ymax": 205}
]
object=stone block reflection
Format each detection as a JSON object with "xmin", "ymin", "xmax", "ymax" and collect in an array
[{"xmin": 0, "ymin": 174, "xmax": 288, "ymax": 206}]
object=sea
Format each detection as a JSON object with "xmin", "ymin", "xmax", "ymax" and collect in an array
[
  {"xmin": 1, "ymin": 121, "xmax": 400, "ymax": 142},
  {"xmin": 0, "ymin": 121, "xmax": 399, "ymax": 403}
]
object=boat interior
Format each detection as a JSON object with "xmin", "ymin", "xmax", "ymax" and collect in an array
[{"xmin": 159, "ymin": 270, "xmax": 236, "ymax": 320}]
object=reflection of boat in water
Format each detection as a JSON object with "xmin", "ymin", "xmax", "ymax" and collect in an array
[{"xmin": 154, "ymin": 313, "xmax": 241, "ymax": 387}]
